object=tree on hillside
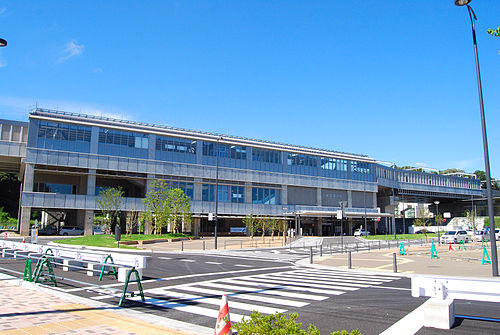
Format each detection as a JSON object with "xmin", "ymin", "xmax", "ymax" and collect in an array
[
  {"xmin": 96, "ymin": 187, "xmax": 124, "ymax": 234},
  {"xmin": 474, "ymin": 170, "xmax": 499, "ymax": 190},
  {"xmin": 165, "ymin": 188, "xmax": 191, "ymax": 234},
  {"xmin": 441, "ymin": 168, "xmax": 465, "ymax": 175}
]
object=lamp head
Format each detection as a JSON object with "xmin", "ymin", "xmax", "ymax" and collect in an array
[
  {"xmin": 434, "ymin": 201, "xmax": 440, "ymax": 205},
  {"xmin": 454, "ymin": 0, "xmax": 471, "ymax": 6},
  {"xmin": 0, "ymin": 38, "xmax": 6, "ymax": 47}
]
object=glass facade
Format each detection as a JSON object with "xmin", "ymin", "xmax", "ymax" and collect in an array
[
  {"xmin": 37, "ymin": 121, "xmax": 91, "ymax": 152},
  {"xmin": 202, "ymin": 184, "xmax": 245, "ymax": 203},
  {"xmin": 34, "ymin": 182, "xmax": 76, "ymax": 194},
  {"xmin": 155, "ymin": 136, "xmax": 196, "ymax": 163},
  {"xmin": 202, "ymin": 142, "xmax": 247, "ymax": 168},
  {"xmin": 252, "ymin": 187, "xmax": 281, "ymax": 205},
  {"xmin": 287, "ymin": 153, "xmax": 318, "ymax": 176},
  {"xmin": 98, "ymin": 128, "xmax": 149, "ymax": 159},
  {"xmin": 252, "ymin": 148, "xmax": 282, "ymax": 172}
]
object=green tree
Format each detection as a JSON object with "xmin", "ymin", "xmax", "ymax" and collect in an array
[
  {"xmin": 165, "ymin": 188, "xmax": 191, "ymax": 234},
  {"xmin": 414, "ymin": 207, "xmax": 431, "ymax": 240},
  {"xmin": 0, "ymin": 172, "xmax": 21, "ymax": 219},
  {"xmin": 464, "ymin": 209, "xmax": 478, "ymax": 232},
  {"xmin": 142, "ymin": 180, "xmax": 169, "ymax": 235},
  {"xmin": 484, "ymin": 217, "xmax": 500, "ymax": 229},
  {"xmin": 259, "ymin": 216, "xmax": 272, "ymax": 241},
  {"xmin": 487, "ymin": 26, "xmax": 500, "ymax": 54},
  {"xmin": 96, "ymin": 187, "xmax": 124, "ymax": 234},
  {"xmin": 243, "ymin": 214, "xmax": 258, "ymax": 239},
  {"xmin": 441, "ymin": 168, "xmax": 465, "ymax": 175}
]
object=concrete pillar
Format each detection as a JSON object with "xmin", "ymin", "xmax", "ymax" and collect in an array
[
  {"xmin": 90, "ymin": 126, "xmax": 99, "ymax": 154},
  {"xmin": 87, "ymin": 169, "xmax": 96, "ymax": 196},
  {"xmin": 281, "ymin": 185, "xmax": 287, "ymax": 205},
  {"xmin": 23, "ymin": 163, "xmax": 34, "ymax": 192},
  {"xmin": 347, "ymin": 190, "xmax": 352, "ymax": 208},
  {"xmin": 194, "ymin": 179, "xmax": 202, "ymax": 201},
  {"xmin": 193, "ymin": 218, "xmax": 201, "ymax": 236},
  {"xmin": 83, "ymin": 210, "xmax": 94, "ymax": 236},
  {"xmin": 316, "ymin": 188, "xmax": 322, "ymax": 207},
  {"xmin": 372, "ymin": 192, "xmax": 377, "ymax": 209},
  {"xmin": 19, "ymin": 207, "xmax": 31, "ymax": 236},
  {"xmin": 245, "ymin": 183, "xmax": 252, "ymax": 204}
]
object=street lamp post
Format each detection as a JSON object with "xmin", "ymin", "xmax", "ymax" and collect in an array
[
  {"xmin": 434, "ymin": 201, "xmax": 440, "ymax": 244},
  {"xmin": 339, "ymin": 201, "xmax": 347, "ymax": 252},
  {"xmin": 214, "ymin": 137, "xmax": 222, "ymax": 250},
  {"xmin": 455, "ymin": 0, "xmax": 498, "ymax": 276}
]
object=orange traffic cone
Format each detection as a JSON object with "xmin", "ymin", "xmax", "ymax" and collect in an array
[
  {"xmin": 22, "ymin": 237, "xmax": 25, "ymax": 243},
  {"xmin": 214, "ymin": 294, "xmax": 232, "ymax": 335}
]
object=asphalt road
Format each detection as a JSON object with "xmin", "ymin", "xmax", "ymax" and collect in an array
[{"xmin": 0, "ymin": 239, "xmax": 498, "ymax": 334}]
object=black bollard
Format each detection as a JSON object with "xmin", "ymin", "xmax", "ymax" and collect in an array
[
  {"xmin": 379, "ymin": 240, "xmax": 381, "ymax": 250},
  {"xmin": 203, "ymin": 240, "xmax": 205, "ymax": 250},
  {"xmin": 320, "ymin": 244, "xmax": 323, "ymax": 257},
  {"xmin": 310, "ymin": 246, "xmax": 313, "ymax": 264},
  {"xmin": 181, "ymin": 240, "xmax": 184, "ymax": 251},
  {"xmin": 348, "ymin": 251, "xmax": 352, "ymax": 269}
]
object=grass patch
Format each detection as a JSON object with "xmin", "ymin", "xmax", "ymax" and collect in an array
[
  {"xmin": 360, "ymin": 233, "xmax": 438, "ymax": 240},
  {"xmin": 54, "ymin": 233, "xmax": 193, "ymax": 249}
]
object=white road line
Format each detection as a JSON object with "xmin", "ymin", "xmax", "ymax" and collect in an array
[
  {"xmin": 234, "ymin": 264, "xmax": 252, "ymax": 268},
  {"xmin": 224, "ymin": 278, "xmax": 344, "ymax": 295},
  {"xmin": 128, "ymin": 296, "xmax": 245, "ymax": 323},
  {"xmin": 251, "ymin": 275, "xmax": 362, "ymax": 290},
  {"xmin": 270, "ymin": 272, "xmax": 386, "ymax": 285},
  {"xmin": 179, "ymin": 259, "xmax": 196, "ymax": 262},
  {"xmin": 65, "ymin": 265, "xmax": 294, "ymax": 292},
  {"xmin": 291, "ymin": 271, "xmax": 397, "ymax": 282},
  {"xmin": 158, "ymin": 257, "xmax": 172, "ymax": 260},
  {"xmin": 204, "ymin": 262, "xmax": 222, "ymax": 265},
  {"xmin": 295, "ymin": 269, "xmax": 400, "ymax": 281},
  {"xmin": 148, "ymin": 289, "xmax": 287, "ymax": 314},
  {"xmin": 199, "ymin": 282, "xmax": 328, "ymax": 301},
  {"xmin": 174, "ymin": 285, "xmax": 308, "ymax": 307}
]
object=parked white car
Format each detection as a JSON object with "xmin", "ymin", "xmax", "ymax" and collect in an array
[
  {"xmin": 473, "ymin": 230, "xmax": 490, "ymax": 242},
  {"xmin": 440, "ymin": 230, "xmax": 469, "ymax": 244},
  {"xmin": 59, "ymin": 227, "xmax": 84, "ymax": 236},
  {"xmin": 354, "ymin": 229, "xmax": 370, "ymax": 237},
  {"xmin": 496, "ymin": 229, "xmax": 500, "ymax": 241}
]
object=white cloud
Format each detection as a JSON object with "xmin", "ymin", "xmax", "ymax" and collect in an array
[
  {"xmin": 0, "ymin": 57, "xmax": 6, "ymax": 68},
  {"xmin": 0, "ymin": 95, "xmax": 134, "ymax": 122},
  {"xmin": 58, "ymin": 40, "xmax": 84, "ymax": 63}
]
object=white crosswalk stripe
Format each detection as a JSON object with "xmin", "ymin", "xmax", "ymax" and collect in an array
[{"xmin": 88, "ymin": 267, "xmax": 401, "ymax": 329}]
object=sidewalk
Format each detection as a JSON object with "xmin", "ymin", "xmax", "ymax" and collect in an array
[
  {"xmin": 311, "ymin": 242, "xmax": 500, "ymax": 278},
  {"xmin": 0, "ymin": 275, "xmax": 207, "ymax": 335}
]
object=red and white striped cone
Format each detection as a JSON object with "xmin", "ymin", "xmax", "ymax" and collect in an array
[
  {"xmin": 448, "ymin": 242, "xmax": 453, "ymax": 251},
  {"xmin": 214, "ymin": 294, "xmax": 232, "ymax": 335}
]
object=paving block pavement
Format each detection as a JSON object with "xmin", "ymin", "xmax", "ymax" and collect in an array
[{"xmin": 0, "ymin": 276, "xmax": 206, "ymax": 335}]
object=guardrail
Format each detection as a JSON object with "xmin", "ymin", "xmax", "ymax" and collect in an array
[
  {"xmin": 411, "ymin": 276, "xmax": 500, "ymax": 329},
  {"xmin": 0, "ymin": 240, "xmax": 147, "ymax": 281}
]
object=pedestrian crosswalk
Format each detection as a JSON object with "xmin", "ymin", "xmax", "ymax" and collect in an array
[
  {"xmin": 198, "ymin": 249, "xmax": 312, "ymax": 263},
  {"xmin": 89, "ymin": 267, "xmax": 401, "ymax": 329}
]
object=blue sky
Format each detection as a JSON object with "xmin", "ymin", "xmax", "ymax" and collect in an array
[{"xmin": 1, "ymin": 1, "xmax": 499, "ymax": 177}]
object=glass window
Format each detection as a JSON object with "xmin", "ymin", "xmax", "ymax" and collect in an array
[
  {"xmin": 202, "ymin": 142, "xmax": 246, "ymax": 160},
  {"xmin": 98, "ymin": 128, "xmax": 148, "ymax": 158},
  {"xmin": 252, "ymin": 148, "xmax": 281, "ymax": 164},
  {"xmin": 252, "ymin": 187, "xmax": 280, "ymax": 205},
  {"xmin": 156, "ymin": 136, "xmax": 196, "ymax": 154},
  {"xmin": 34, "ymin": 182, "xmax": 76, "ymax": 194},
  {"xmin": 202, "ymin": 184, "xmax": 245, "ymax": 203},
  {"xmin": 37, "ymin": 121, "xmax": 91, "ymax": 152}
]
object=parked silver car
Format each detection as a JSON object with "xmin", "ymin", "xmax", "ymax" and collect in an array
[
  {"xmin": 59, "ymin": 227, "xmax": 84, "ymax": 236},
  {"xmin": 440, "ymin": 230, "xmax": 469, "ymax": 244}
]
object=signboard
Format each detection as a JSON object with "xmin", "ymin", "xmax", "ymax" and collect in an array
[
  {"xmin": 230, "ymin": 227, "xmax": 246, "ymax": 233},
  {"xmin": 407, "ymin": 208, "xmax": 415, "ymax": 218},
  {"xmin": 443, "ymin": 212, "xmax": 451, "ymax": 219},
  {"xmin": 208, "ymin": 213, "xmax": 214, "ymax": 221},
  {"xmin": 336, "ymin": 210, "xmax": 343, "ymax": 219},
  {"xmin": 30, "ymin": 228, "xmax": 38, "ymax": 244}
]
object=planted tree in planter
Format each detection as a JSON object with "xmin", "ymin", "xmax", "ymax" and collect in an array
[
  {"xmin": 165, "ymin": 188, "xmax": 191, "ymax": 234},
  {"xmin": 96, "ymin": 187, "xmax": 124, "ymax": 234}
]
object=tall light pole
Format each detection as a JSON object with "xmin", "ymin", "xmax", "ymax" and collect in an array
[
  {"xmin": 434, "ymin": 201, "xmax": 440, "ymax": 244},
  {"xmin": 455, "ymin": 0, "xmax": 498, "ymax": 276},
  {"xmin": 214, "ymin": 137, "xmax": 222, "ymax": 249}
]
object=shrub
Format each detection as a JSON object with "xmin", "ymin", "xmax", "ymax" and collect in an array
[{"xmin": 231, "ymin": 311, "xmax": 362, "ymax": 335}]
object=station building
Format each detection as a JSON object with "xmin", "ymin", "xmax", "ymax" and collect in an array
[{"xmin": 0, "ymin": 108, "xmax": 486, "ymax": 236}]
